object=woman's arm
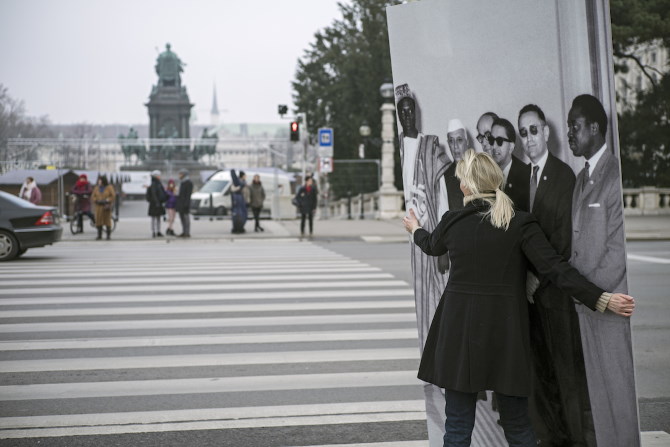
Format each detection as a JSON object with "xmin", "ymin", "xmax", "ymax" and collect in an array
[
  {"xmin": 520, "ymin": 215, "xmax": 634, "ymax": 316},
  {"xmin": 402, "ymin": 209, "xmax": 448, "ymax": 256}
]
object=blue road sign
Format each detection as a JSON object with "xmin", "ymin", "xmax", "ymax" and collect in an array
[{"xmin": 318, "ymin": 128, "xmax": 334, "ymax": 147}]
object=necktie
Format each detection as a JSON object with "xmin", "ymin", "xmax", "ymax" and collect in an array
[
  {"xmin": 582, "ymin": 161, "xmax": 590, "ymax": 191},
  {"xmin": 529, "ymin": 165, "xmax": 539, "ymax": 211}
]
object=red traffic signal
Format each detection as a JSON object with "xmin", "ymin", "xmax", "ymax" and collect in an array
[{"xmin": 290, "ymin": 121, "xmax": 300, "ymax": 142}]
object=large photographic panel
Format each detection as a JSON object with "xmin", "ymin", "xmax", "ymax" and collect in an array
[{"xmin": 387, "ymin": 1, "xmax": 638, "ymax": 445}]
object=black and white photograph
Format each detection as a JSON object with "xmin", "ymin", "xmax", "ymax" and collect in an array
[{"xmin": 388, "ymin": 0, "xmax": 638, "ymax": 445}]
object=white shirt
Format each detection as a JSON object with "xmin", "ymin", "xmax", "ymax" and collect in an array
[
  {"xmin": 530, "ymin": 150, "xmax": 549, "ymax": 186},
  {"xmin": 586, "ymin": 143, "xmax": 607, "ymax": 176},
  {"xmin": 402, "ymin": 135, "xmax": 420, "ymax": 205}
]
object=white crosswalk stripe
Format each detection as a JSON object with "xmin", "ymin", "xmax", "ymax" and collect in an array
[{"xmin": 0, "ymin": 240, "xmax": 507, "ymax": 446}]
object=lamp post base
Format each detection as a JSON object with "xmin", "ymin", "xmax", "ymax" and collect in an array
[{"xmin": 379, "ymin": 190, "xmax": 404, "ymax": 219}]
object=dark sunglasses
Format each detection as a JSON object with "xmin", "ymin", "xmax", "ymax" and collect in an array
[
  {"xmin": 492, "ymin": 136, "xmax": 513, "ymax": 147},
  {"xmin": 519, "ymin": 125, "xmax": 540, "ymax": 138},
  {"xmin": 476, "ymin": 132, "xmax": 491, "ymax": 144}
]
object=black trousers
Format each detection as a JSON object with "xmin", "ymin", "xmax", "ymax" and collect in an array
[
  {"xmin": 528, "ymin": 300, "xmax": 595, "ymax": 446},
  {"xmin": 300, "ymin": 212, "xmax": 313, "ymax": 234},
  {"xmin": 252, "ymin": 206, "xmax": 262, "ymax": 229}
]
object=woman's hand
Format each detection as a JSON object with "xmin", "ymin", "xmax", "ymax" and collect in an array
[
  {"xmin": 402, "ymin": 209, "xmax": 421, "ymax": 234},
  {"xmin": 607, "ymin": 293, "xmax": 635, "ymax": 317}
]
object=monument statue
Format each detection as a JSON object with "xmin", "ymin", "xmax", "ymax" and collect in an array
[
  {"xmin": 146, "ymin": 43, "xmax": 193, "ymax": 158},
  {"xmin": 118, "ymin": 127, "xmax": 146, "ymax": 165},
  {"xmin": 155, "ymin": 43, "xmax": 185, "ymax": 88}
]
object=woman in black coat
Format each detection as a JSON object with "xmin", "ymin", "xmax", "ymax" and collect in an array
[
  {"xmin": 295, "ymin": 176, "xmax": 318, "ymax": 237},
  {"xmin": 146, "ymin": 170, "xmax": 167, "ymax": 238},
  {"xmin": 402, "ymin": 150, "xmax": 634, "ymax": 447}
]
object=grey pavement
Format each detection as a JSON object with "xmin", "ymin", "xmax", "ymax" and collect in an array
[{"xmin": 61, "ymin": 201, "xmax": 670, "ymax": 243}]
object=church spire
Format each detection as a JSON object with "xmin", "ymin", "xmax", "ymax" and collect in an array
[{"xmin": 210, "ymin": 83, "xmax": 220, "ymax": 126}]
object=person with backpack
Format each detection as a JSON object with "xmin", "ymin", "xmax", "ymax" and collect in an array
[{"xmin": 146, "ymin": 170, "xmax": 167, "ymax": 238}]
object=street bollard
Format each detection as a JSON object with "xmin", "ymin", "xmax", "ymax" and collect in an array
[
  {"xmin": 360, "ymin": 193, "xmax": 365, "ymax": 220},
  {"xmin": 347, "ymin": 191, "xmax": 352, "ymax": 220}
]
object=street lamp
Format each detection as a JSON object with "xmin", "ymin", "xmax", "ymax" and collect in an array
[
  {"xmin": 379, "ymin": 82, "xmax": 394, "ymax": 102},
  {"xmin": 358, "ymin": 121, "xmax": 371, "ymax": 159},
  {"xmin": 377, "ymin": 80, "xmax": 402, "ymax": 218}
]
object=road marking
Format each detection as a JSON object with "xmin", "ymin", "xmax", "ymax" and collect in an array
[
  {"xmin": 627, "ymin": 253, "xmax": 670, "ymax": 264},
  {"xmin": 0, "ymin": 329, "xmax": 419, "ymax": 351},
  {"xmin": 0, "ymin": 348, "xmax": 420, "ymax": 372},
  {"xmin": 1, "ymin": 300, "xmax": 415, "ymax": 318},
  {"xmin": 0, "ymin": 288, "xmax": 413, "ymax": 306},
  {"xmin": 0, "ymin": 273, "xmax": 394, "ymax": 288},
  {"xmin": 0, "ymin": 370, "xmax": 420, "ymax": 400},
  {"xmin": 0, "ymin": 266, "xmax": 381, "ymax": 280},
  {"xmin": 0, "ymin": 312, "xmax": 416, "ymax": 333},
  {"xmin": 0, "ymin": 412, "xmax": 427, "ymax": 439},
  {"xmin": 0, "ymin": 400, "xmax": 425, "ymax": 429},
  {"xmin": 0, "ymin": 280, "xmax": 408, "ymax": 296}
]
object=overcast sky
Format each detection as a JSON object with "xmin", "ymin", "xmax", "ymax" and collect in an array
[{"xmin": 0, "ymin": 0, "xmax": 347, "ymax": 125}]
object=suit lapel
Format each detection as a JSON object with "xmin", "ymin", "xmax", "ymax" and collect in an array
[{"xmin": 533, "ymin": 153, "xmax": 555, "ymax": 209}]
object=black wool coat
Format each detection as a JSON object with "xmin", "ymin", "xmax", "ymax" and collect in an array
[
  {"xmin": 146, "ymin": 178, "xmax": 166, "ymax": 217},
  {"xmin": 295, "ymin": 185, "xmax": 318, "ymax": 214},
  {"xmin": 414, "ymin": 200, "xmax": 603, "ymax": 397},
  {"xmin": 176, "ymin": 178, "xmax": 193, "ymax": 213}
]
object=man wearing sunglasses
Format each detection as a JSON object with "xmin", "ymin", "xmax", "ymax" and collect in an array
[
  {"xmin": 476, "ymin": 111, "xmax": 498, "ymax": 155},
  {"xmin": 489, "ymin": 117, "xmax": 530, "ymax": 212},
  {"xmin": 517, "ymin": 104, "xmax": 588, "ymax": 446},
  {"xmin": 395, "ymin": 83, "xmax": 449, "ymax": 447},
  {"xmin": 568, "ymin": 94, "xmax": 638, "ymax": 447}
]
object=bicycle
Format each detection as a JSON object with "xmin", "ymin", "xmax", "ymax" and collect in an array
[{"xmin": 69, "ymin": 195, "xmax": 117, "ymax": 235}]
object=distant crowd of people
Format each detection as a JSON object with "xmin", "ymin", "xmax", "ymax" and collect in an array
[
  {"xmin": 145, "ymin": 169, "xmax": 193, "ymax": 238},
  {"xmin": 21, "ymin": 169, "xmax": 321, "ymax": 241}
]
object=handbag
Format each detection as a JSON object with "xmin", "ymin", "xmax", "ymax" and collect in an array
[{"xmin": 291, "ymin": 196, "xmax": 300, "ymax": 207}]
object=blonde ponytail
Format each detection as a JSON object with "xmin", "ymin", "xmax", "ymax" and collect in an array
[{"xmin": 456, "ymin": 150, "xmax": 515, "ymax": 230}]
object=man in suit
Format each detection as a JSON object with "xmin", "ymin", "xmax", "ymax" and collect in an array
[
  {"xmin": 518, "ymin": 104, "xmax": 592, "ymax": 446},
  {"xmin": 489, "ymin": 117, "xmax": 530, "ymax": 211},
  {"xmin": 476, "ymin": 111, "xmax": 498, "ymax": 154},
  {"xmin": 396, "ymin": 83, "xmax": 449, "ymax": 447},
  {"xmin": 177, "ymin": 169, "xmax": 193, "ymax": 238},
  {"xmin": 442, "ymin": 119, "xmax": 468, "ymax": 213},
  {"xmin": 568, "ymin": 94, "xmax": 639, "ymax": 447}
]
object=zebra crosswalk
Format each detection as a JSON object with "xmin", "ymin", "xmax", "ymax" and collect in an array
[{"xmin": 0, "ymin": 239, "xmax": 507, "ymax": 446}]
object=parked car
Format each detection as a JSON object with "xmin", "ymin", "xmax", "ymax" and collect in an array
[{"xmin": 0, "ymin": 190, "xmax": 63, "ymax": 261}]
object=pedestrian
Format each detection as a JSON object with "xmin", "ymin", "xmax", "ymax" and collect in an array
[
  {"xmin": 230, "ymin": 170, "xmax": 249, "ymax": 234},
  {"xmin": 295, "ymin": 175, "xmax": 318, "ymax": 238},
  {"xmin": 146, "ymin": 170, "xmax": 166, "ymax": 238},
  {"xmin": 71, "ymin": 173, "xmax": 95, "ymax": 231},
  {"xmin": 402, "ymin": 150, "xmax": 634, "ymax": 447},
  {"xmin": 249, "ymin": 174, "xmax": 266, "ymax": 232},
  {"xmin": 176, "ymin": 168, "xmax": 193, "ymax": 238},
  {"xmin": 91, "ymin": 175, "xmax": 115, "ymax": 240},
  {"xmin": 165, "ymin": 179, "xmax": 177, "ymax": 236},
  {"xmin": 19, "ymin": 176, "xmax": 42, "ymax": 205}
]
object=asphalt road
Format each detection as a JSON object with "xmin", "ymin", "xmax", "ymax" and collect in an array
[
  {"xmin": 320, "ymin": 239, "xmax": 670, "ymax": 434},
  {"xmin": 0, "ymin": 218, "xmax": 667, "ymax": 446}
]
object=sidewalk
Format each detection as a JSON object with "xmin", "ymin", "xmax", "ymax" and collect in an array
[{"xmin": 60, "ymin": 213, "xmax": 670, "ymax": 242}]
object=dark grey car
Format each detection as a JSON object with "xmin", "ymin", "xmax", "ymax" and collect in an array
[{"xmin": 0, "ymin": 190, "xmax": 63, "ymax": 261}]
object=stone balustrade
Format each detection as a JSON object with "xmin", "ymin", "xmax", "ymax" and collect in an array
[
  {"xmin": 323, "ymin": 187, "xmax": 670, "ymax": 219},
  {"xmin": 325, "ymin": 192, "xmax": 381, "ymax": 220},
  {"xmin": 622, "ymin": 187, "xmax": 670, "ymax": 215}
]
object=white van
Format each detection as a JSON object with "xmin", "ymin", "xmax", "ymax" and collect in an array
[
  {"xmin": 121, "ymin": 171, "xmax": 151, "ymax": 199},
  {"xmin": 191, "ymin": 169, "xmax": 292, "ymax": 218}
]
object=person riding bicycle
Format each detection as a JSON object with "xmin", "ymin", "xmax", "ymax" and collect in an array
[{"xmin": 72, "ymin": 174, "xmax": 94, "ymax": 231}]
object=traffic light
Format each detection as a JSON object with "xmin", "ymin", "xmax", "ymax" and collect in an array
[{"xmin": 290, "ymin": 121, "xmax": 300, "ymax": 142}]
